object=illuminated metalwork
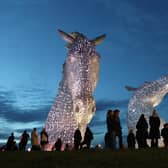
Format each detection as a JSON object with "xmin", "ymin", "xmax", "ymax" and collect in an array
[
  {"xmin": 126, "ymin": 75, "xmax": 168, "ymax": 130},
  {"xmin": 45, "ymin": 29, "xmax": 105, "ymax": 145}
]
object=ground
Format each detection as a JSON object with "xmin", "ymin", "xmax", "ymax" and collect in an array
[{"xmin": 0, "ymin": 148, "xmax": 168, "ymax": 168}]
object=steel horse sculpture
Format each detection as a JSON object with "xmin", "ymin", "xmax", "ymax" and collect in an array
[
  {"xmin": 45, "ymin": 29, "xmax": 105, "ymax": 146},
  {"xmin": 126, "ymin": 75, "xmax": 168, "ymax": 131}
]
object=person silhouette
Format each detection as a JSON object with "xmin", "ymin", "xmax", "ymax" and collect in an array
[
  {"xmin": 149, "ymin": 109, "xmax": 160, "ymax": 147},
  {"xmin": 54, "ymin": 138, "xmax": 62, "ymax": 151},
  {"xmin": 136, "ymin": 114, "xmax": 148, "ymax": 148},
  {"xmin": 111, "ymin": 109, "xmax": 123, "ymax": 149},
  {"xmin": 74, "ymin": 128, "xmax": 82, "ymax": 150},
  {"xmin": 6, "ymin": 132, "xmax": 17, "ymax": 151},
  {"xmin": 127, "ymin": 129, "xmax": 136, "ymax": 149},
  {"xmin": 81, "ymin": 127, "xmax": 93, "ymax": 149},
  {"xmin": 19, "ymin": 130, "xmax": 30, "ymax": 151}
]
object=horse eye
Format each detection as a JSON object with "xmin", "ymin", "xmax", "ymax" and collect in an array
[
  {"xmin": 92, "ymin": 106, "xmax": 95, "ymax": 113},
  {"xmin": 76, "ymin": 106, "xmax": 79, "ymax": 113}
]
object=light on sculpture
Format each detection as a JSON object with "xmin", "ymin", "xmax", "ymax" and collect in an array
[
  {"xmin": 126, "ymin": 75, "xmax": 168, "ymax": 131},
  {"xmin": 45, "ymin": 29, "xmax": 105, "ymax": 146}
]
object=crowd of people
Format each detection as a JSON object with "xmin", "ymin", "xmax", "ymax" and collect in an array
[
  {"xmin": 127, "ymin": 109, "xmax": 168, "ymax": 149},
  {"xmin": 0, "ymin": 126, "xmax": 94, "ymax": 152},
  {"xmin": 1, "ymin": 128, "xmax": 49, "ymax": 151},
  {"xmin": 1, "ymin": 108, "xmax": 168, "ymax": 152},
  {"xmin": 104, "ymin": 108, "xmax": 168, "ymax": 150}
]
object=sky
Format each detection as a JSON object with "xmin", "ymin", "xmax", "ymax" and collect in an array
[{"xmin": 1, "ymin": 0, "xmax": 168, "ymax": 145}]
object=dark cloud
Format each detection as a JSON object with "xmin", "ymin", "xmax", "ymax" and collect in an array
[
  {"xmin": 89, "ymin": 120, "xmax": 106, "ymax": 127},
  {"xmin": 96, "ymin": 99, "xmax": 128, "ymax": 112},
  {"xmin": 0, "ymin": 132, "xmax": 9, "ymax": 140},
  {"xmin": 0, "ymin": 89, "xmax": 129, "ymax": 124},
  {"xmin": 93, "ymin": 132, "xmax": 105, "ymax": 136},
  {"xmin": 4, "ymin": 106, "xmax": 50, "ymax": 123},
  {"xmin": 0, "ymin": 89, "xmax": 51, "ymax": 123},
  {"xmin": 15, "ymin": 126, "xmax": 44, "ymax": 134},
  {"xmin": 0, "ymin": 88, "xmax": 52, "ymax": 144}
]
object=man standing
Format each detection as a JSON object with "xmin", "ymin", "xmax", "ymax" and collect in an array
[
  {"xmin": 105, "ymin": 109, "xmax": 114, "ymax": 149},
  {"xmin": 74, "ymin": 128, "xmax": 82, "ymax": 150},
  {"xmin": 81, "ymin": 127, "xmax": 93, "ymax": 149},
  {"xmin": 19, "ymin": 130, "xmax": 30, "ymax": 151},
  {"xmin": 149, "ymin": 109, "xmax": 160, "ymax": 147},
  {"xmin": 112, "ymin": 109, "xmax": 123, "ymax": 149}
]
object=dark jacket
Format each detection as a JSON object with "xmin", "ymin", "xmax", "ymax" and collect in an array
[
  {"xmin": 136, "ymin": 115, "xmax": 148, "ymax": 139},
  {"xmin": 106, "ymin": 116, "xmax": 113, "ymax": 133},
  {"xmin": 55, "ymin": 138, "xmax": 62, "ymax": 151},
  {"xmin": 74, "ymin": 129, "xmax": 82, "ymax": 143},
  {"xmin": 83, "ymin": 127, "xmax": 93, "ymax": 143},
  {"xmin": 127, "ymin": 132, "xmax": 136, "ymax": 148},
  {"xmin": 161, "ymin": 127, "xmax": 168, "ymax": 139},
  {"xmin": 111, "ymin": 116, "xmax": 122, "ymax": 132},
  {"xmin": 149, "ymin": 116, "xmax": 160, "ymax": 139}
]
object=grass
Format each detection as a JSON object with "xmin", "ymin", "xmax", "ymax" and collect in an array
[{"xmin": 1, "ymin": 148, "xmax": 168, "ymax": 168}]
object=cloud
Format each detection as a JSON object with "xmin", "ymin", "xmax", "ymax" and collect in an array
[
  {"xmin": 89, "ymin": 120, "xmax": 106, "ymax": 127},
  {"xmin": 0, "ymin": 116, "xmax": 44, "ymax": 144},
  {"xmin": 0, "ymin": 88, "xmax": 130, "ymax": 144},
  {"xmin": 0, "ymin": 87, "xmax": 52, "ymax": 144},
  {"xmin": 0, "ymin": 132, "xmax": 9, "ymax": 140},
  {"xmin": 0, "ymin": 84, "xmax": 56, "ymax": 123},
  {"xmin": 96, "ymin": 99, "xmax": 128, "ymax": 112}
]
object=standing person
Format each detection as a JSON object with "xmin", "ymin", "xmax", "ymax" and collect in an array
[
  {"xmin": 40, "ymin": 128, "xmax": 48, "ymax": 151},
  {"xmin": 127, "ymin": 129, "xmax": 136, "ymax": 149},
  {"xmin": 149, "ymin": 109, "xmax": 160, "ymax": 147},
  {"xmin": 54, "ymin": 138, "xmax": 62, "ymax": 151},
  {"xmin": 112, "ymin": 109, "xmax": 123, "ymax": 149},
  {"xmin": 19, "ymin": 130, "xmax": 30, "ymax": 151},
  {"xmin": 81, "ymin": 127, "xmax": 93, "ymax": 149},
  {"xmin": 106, "ymin": 109, "xmax": 114, "ymax": 149},
  {"xmin": 74, "ymin": 128, "xmax": 82, "ymax": 150},
  {"xmin": 161, "ymin": 123, "xmax": 168, "ymax": 148},
  {"xmin": 31, "ymin": 128, "xmax": 40, "ymax": 150},
  {"xmin": 136, "ymin": 114, "xmax": 148, "ymax": 148},
  {"xmin": 6, "ymin": 132, "xmax": 15, "ymax": 151},
  {"xmin": 106, "ymin": 109, "xmax": 114, "ymax": 133}
]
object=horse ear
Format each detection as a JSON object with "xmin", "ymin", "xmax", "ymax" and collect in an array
[
  {"xmin": 125, "ymin": 86, "xmax": 138, "ymax": 92},
  {"xmin": 58, "ymin": 29, "xmax": 74, "ymax": 43},
  {"xmin": 91, "ymin": 34, "xmax": 106, "ymax": 45}
]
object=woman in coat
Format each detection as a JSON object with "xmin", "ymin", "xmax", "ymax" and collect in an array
[{"xmin": 149, "ymin": 109, "xmax": 160, "ymax": 147}]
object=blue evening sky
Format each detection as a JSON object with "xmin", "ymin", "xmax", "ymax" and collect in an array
[{"xmin": 0, "ymin": 0, "xmax": 168, "ymax": 145}]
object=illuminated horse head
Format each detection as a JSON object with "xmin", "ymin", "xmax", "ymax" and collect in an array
[
  {"xmin": 45, "ymin": 29, "xmax": 105, "ymax": 145},
  {"xmin": 126, "ymin": 75, "xmax": 168, "ymax": 131}
]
